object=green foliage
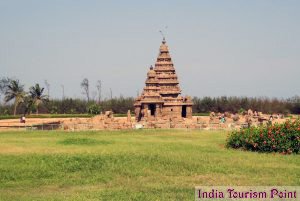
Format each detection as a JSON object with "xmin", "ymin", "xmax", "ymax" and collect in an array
[
  {"xmin": 50, "ymin": 105, "xmax": 58, "ymax": 114},
  {"xmin": 20, "ymin": 95, "xmax": 34, "ymax": 115},
  {"xmin": 0, "ymin": 77, "xmax": 11, "ymax": 95},
  {"xmin": 40, "ymin": 97, "xmax": 134, "ymax": 115},
  {"xmin": 100, "ymin": 96, "xmax": 134, "ymax": 113},
  {"xmin": 0, "ymin": 79, "xmax": 50, "ymax": 115},
  {"xmin": 1, "ymin": 78, "xmax": 300, "ymax": 116},
  {"xmin": 29, "ymin": 83, "xmax": 49, "ymax": 114},
  {"xmin": 288, "ymin": 96, "xmax": 300, "ymax": 114},
  {"xmin": 238, "ymin": 108, "xmax": 245, "ymax": 114},
  {"xmin": 4, "ymin": 80, "xmax": 25, "ymax": 103},
  {"xmin": 227, "ymin": 119, "xmax": 300, "ymax": 154},
  {"xmin": 4, "ymin": 79, "xmax": 25, "ymax": 115},
  {"xmin": 193, "ymin": 96, "xmax": 300, "ymax": 114},
  {"xmin": 87, "ymin": 103, "xmax": 101, "ymax": 115},
  {"xmin": 0, "ymin": 106, "xmax": 12, "ymax": 116}
]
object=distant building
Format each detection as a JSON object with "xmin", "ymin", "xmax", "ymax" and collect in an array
[{"xmin": 134, "ymin": 38, "xmax": 193, "ymax": 122}]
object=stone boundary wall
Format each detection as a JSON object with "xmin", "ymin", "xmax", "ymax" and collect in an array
[{"xmin": 0, "ymin": 111, "xmax": 293, "ymax": 131}]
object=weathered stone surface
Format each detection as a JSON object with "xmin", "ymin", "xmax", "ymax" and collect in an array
[
  {"xmin": 232, "ymin": 114, "xmax": 240, "ymax": 122},
  {"xmin": 127, "ymin": 110, "xmax": 131, "ymax": 122},
  {"xmin": 248, "ymin": 109, "xmax": 253, "ymax": 116},
  {"xmin": 1, "ymin": 110, "xmax": 288, "ymax": 131}
]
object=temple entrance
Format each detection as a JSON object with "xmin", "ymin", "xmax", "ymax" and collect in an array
[
  {"xmin": 182, "ymin": 106, "xmax": 187, "ymax": 118},
  {"xmin": 138, "ymin": 112, "xmax": 142, "ymax": 121},
  {"xmin": 149, "ymin": 104, "xmax": 156, "ymax": 116}
]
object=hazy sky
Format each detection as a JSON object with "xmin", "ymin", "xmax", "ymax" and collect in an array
[{"xmin": 1, "ymin": 0, "xmax": 299, "ymax": 99}]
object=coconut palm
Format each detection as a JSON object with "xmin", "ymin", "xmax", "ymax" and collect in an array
[
  {"xmin": 22, "ymin": 95, "xmax": 34, "ymax": 116},
  {"xmin": 29, "ymin": 83, "xmax": 49, "ymax": 114},
  {"xmin": 4, "ymin": 79, "xmax": 25, "ymax": 116}
]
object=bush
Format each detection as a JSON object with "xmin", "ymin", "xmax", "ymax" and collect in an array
[
  {"xmin": 226, "ymin": 119, "xmax": 300, "ymax": 154},
  {"xmin": 87, "ymin": 104, "xmax": 101, "ymax": 115},
  {"xmin": 238, "ymin": 108, "xmax": 245, "ymax": 114}
]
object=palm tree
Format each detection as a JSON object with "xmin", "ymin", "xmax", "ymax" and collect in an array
[
  {"xmin": 22, "ymin": 95, "xmax": 34, "ymax": 116},
  {"xmin": 4, "ymin": 79, "xmax": 25, "ymax": 116},
  {"xmin": 29, "ymin": 83, "xmax": 49, "ymax": 114}
]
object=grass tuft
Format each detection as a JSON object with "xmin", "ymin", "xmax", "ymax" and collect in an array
[{"xmin": 59, "ymin": 138, "xmax": 110, "ymax": 146}]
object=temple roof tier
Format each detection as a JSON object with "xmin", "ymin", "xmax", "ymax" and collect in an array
[
  {"xmin": 157, "ymin": 80, "xmax": 179, "ymax": 84},
  {"xmin": 163, "ymin": 102, "xmax": 193, "ymax": 106},
  {"xmin": 155, "ymin": 61, "xmax": 174, "ymax": 65},
  {"xmin": 157, "ymin": 74, "xmax": 177, "ymax": 78},
  {"xmin": 160, "ymin": 91, "xmax": 181, "ymax": 95},
  {"xmin": 145, "ymin": 80, "xmax": 159, "ymax": 84},
  {"xmin": 154, "ymin": 68, "xmax": 175, "ymax": 72}
]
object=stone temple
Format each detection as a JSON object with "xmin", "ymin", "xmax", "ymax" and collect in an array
[{"xmin": 134, "ymin": 38, "xmax": 193, "ymax": 122}]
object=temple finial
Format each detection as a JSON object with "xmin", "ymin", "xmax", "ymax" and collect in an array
[{"xmin": 159, "ymin": 30, "xmax": 166, "ymax": 43}]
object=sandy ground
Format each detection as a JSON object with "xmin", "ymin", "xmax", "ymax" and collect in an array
[
  {"xmin": 0, "ymin": 118, "xmax": 89, "ymax": 129},
  {"xmin": 0, "ymin": 117, "xmax": 133, "ymax": 130}
]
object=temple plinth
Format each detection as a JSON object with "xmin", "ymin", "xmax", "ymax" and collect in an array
[{"xmin": 134, "ymin": 38, "xmax": 193, "ymax": 122}]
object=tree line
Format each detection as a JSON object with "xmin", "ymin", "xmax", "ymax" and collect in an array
[
  {"xmin": 0, "ymin": 96, "xmax": 134, "ymax": 116},
  {"xmin": 192, "ymin": 96, "xmax": 300, "ymax": 115},
  {"xmin": 0, "ymin": 77, "xmax": 134, "ymax": 115},
  {"xmin": 0, "ymin": 77, "xmax": 299, "ymax": 115}
]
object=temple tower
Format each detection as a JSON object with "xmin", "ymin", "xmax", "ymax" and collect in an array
[{"xmin": 134, "ymin": 38, "xmax": 193, "ymax": 122}]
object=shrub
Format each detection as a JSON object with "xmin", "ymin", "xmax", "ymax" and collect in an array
[
  {"xmin": 87, "ymin": 104, "xmax": 101, "ymax": 115},
  {"xmin": 226, "ymin": 119, "xmax": 300, "ymax": 154},
  {"xmin": 238, "ymin": 108, "xmax": 245, "ymax": 114}
]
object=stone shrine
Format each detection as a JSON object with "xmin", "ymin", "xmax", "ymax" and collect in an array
[{"xmin": 134, "ymin": 38, "xmax": 193, "ymax": 122}]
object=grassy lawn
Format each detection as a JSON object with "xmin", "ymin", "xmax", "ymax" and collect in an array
[{"xmin": 0, "ymin": 130, "xmax": 299, "ymax": 201}]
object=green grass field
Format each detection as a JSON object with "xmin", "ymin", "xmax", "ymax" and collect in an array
[{"xmin": 0, "ymin": 130, "xmax": 299, "ymax": 201}]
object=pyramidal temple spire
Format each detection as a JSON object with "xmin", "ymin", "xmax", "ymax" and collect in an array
[{"xmin": 134, "ymin": 38, "xmax": 193, "ymax": 122}]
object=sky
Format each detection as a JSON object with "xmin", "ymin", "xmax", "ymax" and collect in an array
[{"xmin": 0, "ymin": 0, "xmax": 299, "ymax": 99}]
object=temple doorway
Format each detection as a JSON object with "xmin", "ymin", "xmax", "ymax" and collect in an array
[
  {"xmin": 182, "ymin": 106, "xmax": 187, "ymax": 118},
  {"xmin": 149, "ymin": 104, "xmax": 156, "ymax": 116}
]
